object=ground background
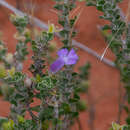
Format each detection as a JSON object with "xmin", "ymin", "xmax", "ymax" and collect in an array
[{"xmin": 0, "ymin": 0, "xmax": 129, "ymax": 130}]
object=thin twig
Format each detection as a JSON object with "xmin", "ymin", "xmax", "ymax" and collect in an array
[
  {"xmin": 87, "ymin": 85, "xmax": 95, "ymax": 130},
  {"xmin": 15, "ymin": 0, "xmax": 21, "ymax": 10},
  {"xmin": 76, "ymin": 117, "xmax": 83, "ymax": 130},
  {"xmin": 88, "ymin": 104, "xmax": 95, "ymax": 130},
  {"xmin": 26, "ymin": 103, "xmax": 39, "ymax": 122},
  {"xmin": 0, "ymin": 0, "xmax": 115, "ymax": 68},
  {"xmin": 117, "ymin": 81, "xmax": 123, "ymax": 124}
]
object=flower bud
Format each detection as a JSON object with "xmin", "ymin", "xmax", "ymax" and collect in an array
[
  {"xmin": 2, "ymin": 120, "xmax": 14, "ymax": 129},
  {"xmin": 14, "ymin": 32, "xmax": 26, "ymax": 41},
  {"xmin": 78, "ymin": 81, "xmax": 89, "ymax": 93},
  {"xmin": 17, "ymin": 115, "xmax": 25, "ymax": 123},
  {"xmin": 77, "ymin": 100, "xmax": 87, "ymax": 112},
  {"xmin": 5, "ymin": 53, "xmax": 14, "ymax": 64},
  {"xmin": 23, "ymin": 28, "xmax": 31, "ymax": 37},
  {"xmin": 8, "ymin": 67, "xmax": 15, "ymax": 77},
  {"xmin": 10, "ymin": 14, "xmax": 16, "ymax": 22},
  {"xmin": 48, "ymin": 24, "xmax": 55, "ymax": 33},
  {"xmin": 1, "ymin": 84, "xmax": 14, "ymax": 100},
  {"xmin": 16, "ymin": 62, "xmax": 23, "ymax": 71},
  {"xmin": 112, "ymin": 122, "xmax": 121, "ymax": 130},
  {"xmin": 0, "ymin": 64, "xmax": 7, "ymax": 78},
  {"xmin": 25, "ymin": 77, "xmax": 32, "ymax": 86},
  {"xmin": 0, "ymin": 45, "xmax": 4, "ymax": 50}
]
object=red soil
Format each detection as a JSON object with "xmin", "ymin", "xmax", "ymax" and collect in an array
[{"xmin": 0, "ymin": 0, "xmax": 129, "ymax": 130}]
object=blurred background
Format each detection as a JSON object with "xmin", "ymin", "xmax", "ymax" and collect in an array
[{"xmin": 0, "ymin": 0, "xmax": 129, "ymax": 130}]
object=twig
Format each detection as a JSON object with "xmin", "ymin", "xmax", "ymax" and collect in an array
[
  {"xmin": 26, "ymin": 103, "xmax": 39, "ymax": 122},
  {"xmin": 88, "ymin": 104, "xmax": 95, "ymax": 130},
  {"xmin": 117, "ymin": 81, "xmax": 123, "ymax": 124},
  {"xmin": 0, "ymin": 0, "xmax": 115, "ymax": 68},
  {"xmin": 76, "ymin": 117, "xmax": 83, "ymax": 130},
  {"xmin": 15, "ymin": 0, "xmax": 21, "ymax": 10},
  {"xmin": 87, "ymin": 81, "xmax": 95, "ymax": 130}
]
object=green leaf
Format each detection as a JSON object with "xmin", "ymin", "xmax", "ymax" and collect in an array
[
  {"xmin": 71, "ymin": 112, "xmax": 79, "ymax": 118},
  {"xmin": 31, "ymin": 105, "xmax": 40, "ymax": 112},
  {"xmin": 126, "ymin": 117, "xmax": 130, "ymax": 125},
  {"xmin": 54, "ymin": 4, "xmax": 63, "ymax": 11}
]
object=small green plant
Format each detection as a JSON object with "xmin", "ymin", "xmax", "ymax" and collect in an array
[
  {"xmin": 0, "ymin": 0, "xmax": 90, "ymax": 129},
  {"xmin": 85, "ymin": 0, "xmax": 130, "ymax": 125}
]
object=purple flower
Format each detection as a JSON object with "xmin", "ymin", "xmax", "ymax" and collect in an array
[{"xmin": 50, "ymin": 48, "xmax": 78, "ymax": 73}]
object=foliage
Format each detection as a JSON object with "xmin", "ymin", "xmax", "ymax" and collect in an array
[
  {"xmin": 85, "ymin": 0, "xmax": 130, "ymax": 125},
  {"xmin": 110, "ymin": 122, "xmax": 130, "ymax": 130},
  {"xmin": 0, "ymin": 0, "xmax": 129, "ymax": 129},
  {"xmin": 0, "ymin": 0, "xmax": 90, "ymax": 129}
]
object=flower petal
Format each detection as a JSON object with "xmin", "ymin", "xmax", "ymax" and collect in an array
[
  {"xmin": 50, "ymin": 58, "xmax": 65, "ymax": 73},
  {"xmin": 64, "ymin": 57, "xmax": 78, "ymax": 65},
  {"xmin": 68, "ymin": 49, "xmax": 77, "ymax": 57},
  {"xmin": 57, "ymin": 48, "xmax": 68, "ymax": 57},
  {"xmin": 64, "ymin": 49, "xmax": 78, "ymax": 65}
]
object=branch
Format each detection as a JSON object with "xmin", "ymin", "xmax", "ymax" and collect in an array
[
  {"xmin": 26, "ymin": 103, "xmax": 39, "ymax": 122},
  {"xmin": 76, "ymin": 117, "xmax": 83, "ymax": 130},
  {"xmin": 0, "ymin": 0, "xmax": 115, "ymax": 68}
]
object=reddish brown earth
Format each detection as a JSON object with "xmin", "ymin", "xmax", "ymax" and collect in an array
[{"xmin": 0, "ymin": 0, "xmax": 129, "ymax": 130}]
